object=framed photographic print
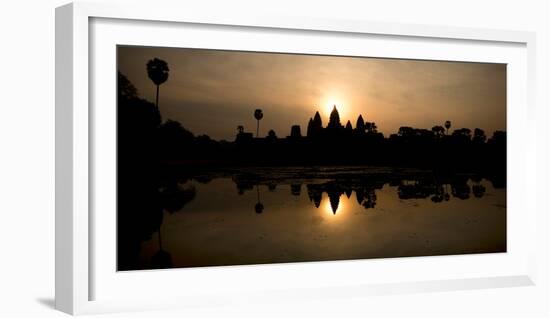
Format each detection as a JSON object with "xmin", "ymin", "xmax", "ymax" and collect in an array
[{"xmin": 56, "ymin": 2, "xmax": 538, "ymax": 315}]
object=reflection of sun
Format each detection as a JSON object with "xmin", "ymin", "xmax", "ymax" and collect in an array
[{"xmin": 320, "ymin": 193, "xmax": 351, "ymax": 221}]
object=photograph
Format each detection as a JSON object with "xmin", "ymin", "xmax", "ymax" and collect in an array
[{"xmin": 116, "ymin": 46, "xmax": 507, "ymax": 271}]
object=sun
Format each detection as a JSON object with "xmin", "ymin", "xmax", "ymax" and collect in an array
[{"xmin": 323, "ymin": 98, "xmax": 346, "ymax": 119}]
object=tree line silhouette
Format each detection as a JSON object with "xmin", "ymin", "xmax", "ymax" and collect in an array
[
  {"xmin": 117, "ymin": 57, "xmax": 506, "ymax": 176},
  {"xmin": 118, "ymin": 69, "xmax": 505, "ymax": 174}
]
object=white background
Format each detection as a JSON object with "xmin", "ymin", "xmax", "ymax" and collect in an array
[
  {"xmin": 0, "ymin": 0, "xmax": 548, "ymax": 317},
  {"xmin": 90, "ymin": 16, "xmax": 531, "ymax": 305}
]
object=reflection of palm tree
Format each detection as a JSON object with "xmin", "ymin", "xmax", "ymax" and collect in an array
[
  {"xmin": 151, "ymin": 228, "xmax": 172, "ymax": 269},
  {"xmin": 146, "ymin": 58, "xmax": 169, "ymax": 111},
  {"xmin": 255, "ymin": 185, "xmax": 264, "ymax": 214},
  {"xmin": 254, "ymin": 109, "xmax": 263, "ymax": 137},
  {"xmin": 444, "ymin": 120, "xmax": 451, "ymax": 135}
]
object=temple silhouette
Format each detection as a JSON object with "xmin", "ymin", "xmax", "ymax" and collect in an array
[
  {"xmin": 237, "ymin": 105, "xmax": 381, "ymax": 143},
  {"xmin": 116, "ymin": 70, "xmax": 506, "ymax": 175}
]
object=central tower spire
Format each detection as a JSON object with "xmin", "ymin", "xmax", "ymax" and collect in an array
[{"xmin": 327, "ymin": 105, "xmax": 342, "ymax": 129}]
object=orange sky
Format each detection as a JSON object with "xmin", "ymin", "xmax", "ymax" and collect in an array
[{"xmin": 118, "ymin": 46, "xmax": 506, "ymax": 141}]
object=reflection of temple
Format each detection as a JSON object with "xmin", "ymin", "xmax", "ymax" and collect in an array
[
  {"xmin": 119, "ymin": 166, "xmax": 495, "ymax": 270},
  {"xmin": 304, "ymin": 176, "xmax": 486, "ymax": 213},
  {"xmin": 229, "ymin": 172, "xmax": 488, "ymax": 215},
  {"xmin": 306, "ymin": 179, "xmax": 384, "ymax": 214},
  {"xmin": 307, "ymin": 184, "xmax": 323, "ymax": 208},
  {"xmin": 396, "ymin": 177, "xmax": 483, "ymax": 202},
  {"xmin": 327, "ymin": 189, "xmax": 340, "ymax": 214}
]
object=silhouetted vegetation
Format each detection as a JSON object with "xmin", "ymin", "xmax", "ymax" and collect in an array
[
  {"xmin": 147, "ymin": 99, "xmax": 506, "ymax": 178},
  {"xmin": 254, "ymin": 109, "xmax": 263, "ymax": 138},
  {"xmin": 120, "ymin": 64, "xmax": 505, "ymax": 173},
  {"xmin": 146, "ymin": 58, "xmax": 169, "ymax": 111}
]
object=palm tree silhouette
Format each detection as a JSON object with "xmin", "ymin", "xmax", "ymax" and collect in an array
[
  {"xmin": 254, "ymin": 109, "xmax": 263, "ymax": 137},
  {"xmin": 444, "ymin": 120, "xmax": 451, "ymax": 135},
  {"xmin": 146, "ymin": 58, "xmax": 169, "ymax": 111},
  {"xmin": 151, "ymin": 227, "xmax": 172, "ymax": 269},
  {"xmin": 255, "ymin": 185, "xmax": 264, "ymax": 214}
]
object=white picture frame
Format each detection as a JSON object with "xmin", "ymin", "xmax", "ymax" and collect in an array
[{"xmin": 55, "ymin": 1, "xmax": 538, "ymax": 315}]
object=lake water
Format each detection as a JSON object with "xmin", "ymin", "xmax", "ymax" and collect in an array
[{"xmin": 120, "ymin": 166, "xmax": 506, "ymax": 270}]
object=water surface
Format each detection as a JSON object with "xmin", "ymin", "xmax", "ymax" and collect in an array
[{"xmin": 119, "ymin": 166, "xmax": 506, "ymax": 270}]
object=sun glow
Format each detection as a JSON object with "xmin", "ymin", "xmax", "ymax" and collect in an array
[
  {"xmin": 324, "ymin": 100, "xmax": 343, "ymax": 117},
  {"xmin": 320, "ymin": 192, "xmax": 353, "ymax": 221},
  {"xmin": 321, "ymin": 94, "xmax": 348, "ymax": 120}
]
